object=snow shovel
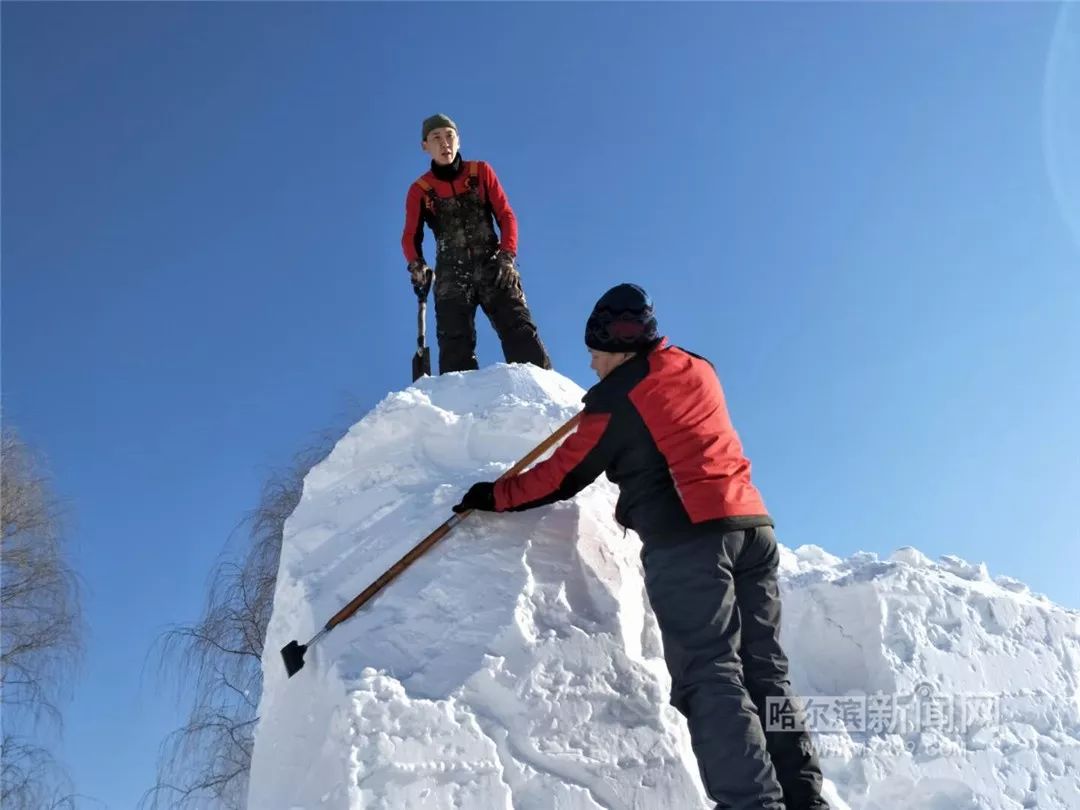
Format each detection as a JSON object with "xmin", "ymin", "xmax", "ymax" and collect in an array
[
  {"xmin": 412, "ymin": 297, "xmax": 431, "ymax": 382},
  {"xmin": 280, "ymin": 410, "xmax": 583, "ymax": 678}
]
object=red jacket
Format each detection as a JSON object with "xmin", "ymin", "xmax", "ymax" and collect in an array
[
  {"xmin": 494, "ymin": 340, "xmax": 771, "ymax": 539},
  {"xmin": 401, "ymin": 158, "xmax": 518, "ymax": 264}
]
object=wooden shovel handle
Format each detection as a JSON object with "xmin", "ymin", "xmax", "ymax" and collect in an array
[{"xmin": 323, "ymin": 410, "xmax": 583, "ymax": 631}]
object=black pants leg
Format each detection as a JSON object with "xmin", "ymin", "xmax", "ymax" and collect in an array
[
  {"xmin": 434, "ymin": 265, "xmax": 479, "ymax": 374},
  {"xmin": 477, "ymin": 264, "xmax": 552, "ymax": 370}
]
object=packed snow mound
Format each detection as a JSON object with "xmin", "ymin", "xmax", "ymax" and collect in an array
[
  {"xmin": 778, "ymin": 545, "xmax": 1080, "ymax": 809},
  {"xmin": 250, "ymin": 365, "xmax": 722, "ymax": 809},
  {"xmin": 249, "ymin": 364, "xmax": 1079, "ymax": 810}
]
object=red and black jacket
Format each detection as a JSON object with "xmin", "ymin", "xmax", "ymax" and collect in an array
[
  {"xmin": 494, "ymin": 340, "xmax": 772, "ymax": 540},
  {"xmin": 401, "ymin": 156, "xmax": 518, "ymax": 264}
]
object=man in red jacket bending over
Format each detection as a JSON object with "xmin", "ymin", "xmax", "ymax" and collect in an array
[
  {"xmin": 454, "ymin": 284, "xmax": 830, "ymax": 810},
  {"xmin": 402, "ymin": 113, "xmax": 551, "ymax": 374}
]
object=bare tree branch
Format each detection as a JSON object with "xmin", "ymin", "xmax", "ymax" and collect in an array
[
  {"xmin": 1, "ymin": 427, "xmax": 85, "ymax": 808},
  {"xmin": 140, "ymin": 423, "xmax": 345, "ymax": 810}
]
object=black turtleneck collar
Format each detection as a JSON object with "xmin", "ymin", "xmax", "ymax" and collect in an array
[{"xmin": 431, "ymin": 154, "xmax": 464, "ymax": 181}]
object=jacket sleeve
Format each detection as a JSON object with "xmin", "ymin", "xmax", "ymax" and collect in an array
[
  {"xmin": 482, "ymin": 162, "xmax": 518, "ymax": 255},
  {"xmin": 493, "ymin": 412, "xmax": 616, "ymax": 511},
  {"xmin": 402, "ymin": 183, "xmax": 426, "ymax": 264}
]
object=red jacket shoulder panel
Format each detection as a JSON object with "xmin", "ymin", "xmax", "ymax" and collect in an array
[{"xmin": 628, "ymin": 346, "xmax": 768, "ymax": 522}]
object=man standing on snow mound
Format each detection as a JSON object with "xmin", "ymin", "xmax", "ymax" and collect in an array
[
  {"xmin": 402, "ymin": 113, "xmax": 552, "ymax": 374},
  {"xmin": 453, "ymin": 284, "xmax": 830, "ymax": 810}
]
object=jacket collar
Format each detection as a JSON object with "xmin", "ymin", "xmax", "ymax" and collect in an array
[
  {"xmin": 581, "ymin": 337, "xmax": 668, "ymax": 403},
  {"xmin": 430, "ymin": 154, "xmax": 464, "ymax": 181}
]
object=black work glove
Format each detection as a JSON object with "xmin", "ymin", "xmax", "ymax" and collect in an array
[
  {"xmin": 489, "ymin": 250, "xmax": 519, "ymax": 290},
  {"xmin": 452, "ymin": 481, "xmax": 497, "ymax": 513},
  {"xmin": 408, "ymin": 260, "xmax": 434, "ymax": 299}
]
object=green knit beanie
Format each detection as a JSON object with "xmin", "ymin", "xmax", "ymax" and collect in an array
[{"xmin": 422, "ymin": 113, "xmax": 458, "ymax": 141}]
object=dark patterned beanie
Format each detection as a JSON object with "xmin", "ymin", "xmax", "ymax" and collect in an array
[{"xmin": 585, "ymin": 283, "xmax": 660, "ymax": 352}]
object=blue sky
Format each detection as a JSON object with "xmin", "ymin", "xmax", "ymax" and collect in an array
[{"xmin": 3, "ymin": 3, "xmax": 1077, "ymax": 807}]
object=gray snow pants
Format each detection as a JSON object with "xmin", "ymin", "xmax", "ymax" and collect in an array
[{"xmin": 640, "ymin": 524, "xmax": 829, "ymax": 810}]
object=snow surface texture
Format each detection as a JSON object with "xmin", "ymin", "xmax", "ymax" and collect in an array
[{"xmin": 250, "ymin": 364, "xmax": 1079, "ymax": 810}]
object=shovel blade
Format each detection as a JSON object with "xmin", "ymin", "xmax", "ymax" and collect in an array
[
  {"xmin": 281, "ymin": 640, "xmax": 307, "ymax": 678},
  {"xmin": 412, "ymin": 347, "xmax": 431, "ymax": 382}
]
